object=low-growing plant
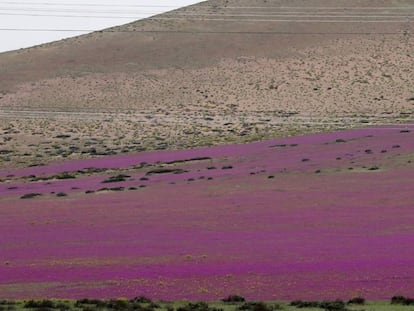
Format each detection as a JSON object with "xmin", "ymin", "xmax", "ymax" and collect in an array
[
  {"xmin": 102, "ymin": 174, "xmax": 130, "ymax": 183},
  {"xmin": 347, "ymin": 297, "xmax": 365, "ymax": 305},
  {"xmin": 290, "ymin": 300, "xmax": 346, "ymax": 311},
  {"xmin": 131, "ymin": 296, "xmax": 152, "ymax": 303},
  {"xmin": 24, "ymin": 299, "xmax": 56, "ymax": 309},
  {"xmin": 238, "ymin": 302, "xmax": 278, "ymax": 311},
  {"xmin": 177, "ymin": 302, "xmax": 222, "ymax": 311},
  {"xmin": 222, "ymin": 295, "xmax": 246, "ymax": 303},
  {"xmin": 20, "ymin": 193, "xmax": 42, "ymax": 199},
  {"xmin": 391, "ymin": 296, "xmax": 414, "ymax": 305},
  {"xmin": 290, "ymin": 300, "xmax": 320, "ymax": 308}
]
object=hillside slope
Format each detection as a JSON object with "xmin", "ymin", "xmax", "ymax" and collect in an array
[{"xmin": 0, "ymin": 0, "xmax": 413, "ymax": 168}]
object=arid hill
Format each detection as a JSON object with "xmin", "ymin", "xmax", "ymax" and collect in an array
[{"xmin": 0, "ymin": 0, "xmax": 413, "ymax": 168}]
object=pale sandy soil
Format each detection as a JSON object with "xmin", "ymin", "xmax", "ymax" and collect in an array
[{"xmin": 0, "ymin": 0, "xmax": 413, "ymax": 168}]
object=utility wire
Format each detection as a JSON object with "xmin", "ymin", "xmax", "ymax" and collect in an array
[
  {"xmin": 0, "ymin": 12, "xmax": 151, "ymax": 18},
  {"xmin": 0, "ymin": 28, "xmax": 411, "ymax": 35},
  {"xmin": 0, "ymin": 1, "xmax": 184, "ymax": 8},
  {"xmin": 0, "ymin": 2, "xmax": 413, "ymax": 9},
  {"xmin": 0, "ymin": 7, "xmax": 169, "ymax": 14},
  {"xmin": 1, "ymin": 11, "xmax": 413, "ymax": 18}
]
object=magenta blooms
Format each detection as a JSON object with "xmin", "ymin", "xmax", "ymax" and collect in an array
[{"xmin": 1, "ymin": 125, "xmax": 414, "ymax": 300}]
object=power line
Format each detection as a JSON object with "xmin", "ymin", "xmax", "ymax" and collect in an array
[
  {"xmin": 0, "ymin": 8, "xmax": 414, "ymax": 18},
  {"xmin": 0, "ymin": 12, "xmax": 158, "ymax": 19},
  {"xmin": 0, "ymin": 2, "xmax": 413, "ymax": 10},
  {"xmin": 0, "ymin": 1, "xmax": 185, "ymax": 8},
  {"xmin": 0, "ymin": 7, "xmax": 168, "ymax": 14},
  {"xmin": 201, "ymin": 6, "xmax": 414, "ymax": 9},
  {"xmin": 152, "ymin": 17, "xmax": 413, "ymax": 22},
  {"xmin": 1, "ymin": 11, "xmax": 413, "ymax": 18},
  {"xmin": 0, "ymin": 13, "xmax": 154, "ymax": 20},
  {"xmin": 0, "ymin": 28, "xmax": 410, "ymax": 35}
]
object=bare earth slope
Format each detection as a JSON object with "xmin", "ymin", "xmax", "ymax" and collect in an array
[{"xmin": 0, "ymin": 0, "xmax": 413, "ymax": 168}]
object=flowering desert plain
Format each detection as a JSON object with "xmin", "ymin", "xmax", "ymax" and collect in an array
[
  {"xmin": 1, "ymin": 125, "xmax": 414, "ymax": 300},
  {"xmin": 1, "ymin": 0, "xmax": 414, "ymax": 304}
]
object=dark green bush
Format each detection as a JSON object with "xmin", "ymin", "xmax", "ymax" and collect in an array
[
  {"xmin": 222, "ymin": 295, "xmax": 246, "ymax": 303},
  {"xmin": 24, "ymin": 299, "xmax": 56, "ymax": 309},
  {"xmin": 391, "ymin": 296, "xmax": 414, "ymax": 305},
  {"xmin": 102, "ymin": 174, "xmax": 130, "ymax": 183},
  {"xmin": 319, "ymin": 300, "xmax": 346, "ymax": 311},
  {"xmin": 131, "ymin": 296, "xmax": 152, "ymax": 303},
  {"xmin": 290, "ymin": 300, "xmax": 320, "ymax": 308},
  {"xmin": 238, "ymin": 302, "xmax": 276, "ymax": 311},
  {"xmin": 347, "ymin": 297, "xmax": 365, "ymax": 305},
  {"xmin": 20, "ymin": 193, "xmax": 42, "ymax": 199},
  {"xmin": 177, "ymin": 302, "xmax": 222, "ymax": 311},
  {"xmin": 290, "ymin": 300, "xmax": 346, "ymax": 311}
]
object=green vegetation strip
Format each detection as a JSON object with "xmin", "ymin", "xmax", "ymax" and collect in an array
[{"xmin": 1, "ymin": 296, "xmax": 414, "ymax": 311}]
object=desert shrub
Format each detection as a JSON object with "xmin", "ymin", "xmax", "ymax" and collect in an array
[
  {"xmin": 24, "ymin": 299, "xmax": 56, "ymax": 309},
  {"xmin": 238, "ymin": 302, "xmax": 277, "ymax": 311},
  {"xmin": 55, "ymin": 134, "xmax": 71, "ymax": 139},
  {"xmin": 290, "ymin": 300, "xmax": 320, "ymax": 308},
  {"xmin": 56, "ymin": 192, "xmax": 67, "ymax": 197},
  {"xmin": 149, "ymin": 302, "xmax": 161, "ymax": 309},
  {"xmin": 104, "ymin": 299, "xmax": 129, "ymax": 310},
  {"xmin": 290, "ymin": 300, "xmax": 346, "ymax": 310},
  {"xmin": 335, "ymin": 139, "xmax": 346, "ymax": 143},
  {"xmin": 20, "ymin": 193, "xmax": 41, "ymax": 199},
  {"xmin": 222, "ymin": 166, "xmax": 233, "ymax": 170},
  {"xmin": 177, "ymin": 302, "xmax": 222, "ymax": 311},
  {"xmin": 347, "ymin": 297, "xmax": 365, "ymax": 305},
  {"xmin": 74, "ymin": 299, "xmax": 105, "ymax": 308},
  {"xmin": 146, "ymin": 168, "xmax": 186, "ymax": 175},
  {"xmin": 319, "ymin": 300, "xmax": 346, "ymax": 311},
  {"xmin": 222, "ymin": 295, "xmax": 246, "ymax": 303},
  {"xmin": 102, "ymin": 174, "xmax": 130, "ymax": 183},
  {"xmin": 55, "ymin": 302, "xmax": 71, "ymax": 311},
  {"xmin": 131, "ymin": 296, "xmax": 152, "ymax": 303},
  {"xmin": 391, "ymin": 296, "xmax": 414, "ymax": 305},
  {"xmin": 55, "ymin": 172, "xmax": 76, "ymax": 180},
  {"xmin": 109, "ymin": 187, "xmax": 125, "ymax": 191}
]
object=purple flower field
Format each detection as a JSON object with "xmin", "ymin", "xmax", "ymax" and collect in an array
[{"xmin": 1, "ymin": 125, "xmax": 414, "ymax": 300}]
